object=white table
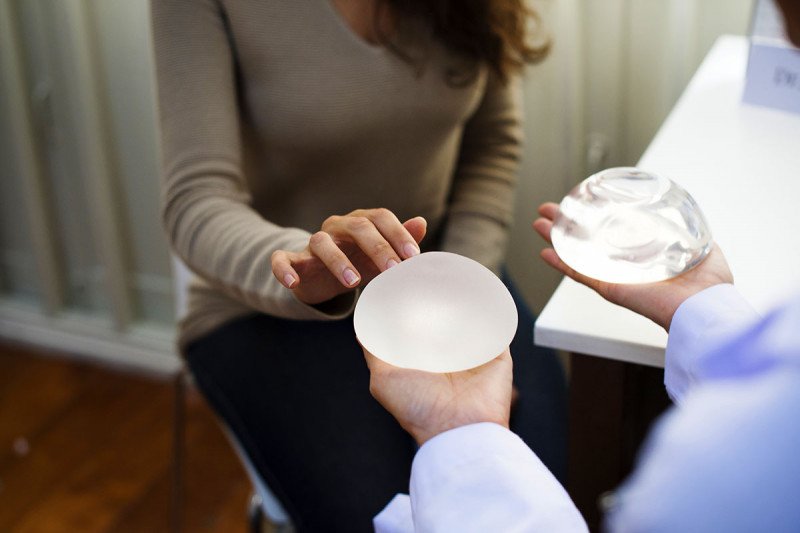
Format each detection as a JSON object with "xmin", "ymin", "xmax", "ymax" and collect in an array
[{"xmin": 535, "ymin": 35, "xmax": 800, "ymax": 368}]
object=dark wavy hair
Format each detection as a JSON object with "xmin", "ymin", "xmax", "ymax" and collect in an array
[{"xmin": 379, "ymin": 0, "xmax": 550, "ymax": 83}]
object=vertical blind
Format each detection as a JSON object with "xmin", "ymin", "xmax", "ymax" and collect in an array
[{"xmin": 0, "ymin": 0, "xmax": 176, "ymax": 373}]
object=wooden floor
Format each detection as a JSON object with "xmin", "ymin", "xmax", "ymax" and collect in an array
[{"xmin": 0, "ymin": 342, "xmax": 257, "ymax": 533}]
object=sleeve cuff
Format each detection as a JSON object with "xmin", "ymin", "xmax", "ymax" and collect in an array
[
  {"xmin": 410, "ymin": 423, "xmax": 586, "ymax": 532},
  {"xmin": 292, "ymin": 288, "xmax": 359, "ymax": 320},
  {"xmin": 665, "ymin": 283, "xmax": 759, "ymax": 403},
  {"xmin": 412, "ymin": 423, "xmax": 533, "ymax": 482},
  {"xmin": 374, "ymin": 494, "xmax": 414, "ymax": 533}
]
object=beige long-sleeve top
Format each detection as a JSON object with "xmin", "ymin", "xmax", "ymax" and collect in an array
[{"xmin": 151, "ymin": 0, "xmax": 525, "ymax": 350}]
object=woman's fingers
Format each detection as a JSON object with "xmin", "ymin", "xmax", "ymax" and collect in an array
[
  {"xmin": 274, "ymin": 209, "xmax": 428, "ymax": 293},
  {"xmin": 271, "ymin": 249, "xmax": 300, "ymax": 289},
  {"xmin": 348, "ymin": 216, "xmax": 405, "ymax": 270},
  {"xmin": 324, "ymin": 209, "xmax": 422, "ymax": 273},
  {"xmin": 403, "ymin": 216, "xmax": 427, "ymax": 245},
  {"xmin": 308, "ymin": 231, "xmax": 362, "ymax": 287},
  {"xmin": 358, "ymin": 208, "xmax": 422, "ymax": 261}
]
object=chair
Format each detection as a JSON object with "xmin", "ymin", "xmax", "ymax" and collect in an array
[{"xmin": 171, "ymin": 257, "xmax": 293, "ymax": 532}]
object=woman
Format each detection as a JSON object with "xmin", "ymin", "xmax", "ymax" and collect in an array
[{"xmin": 152, "ymin": 0, "xmax": 566, "ymax": 530}]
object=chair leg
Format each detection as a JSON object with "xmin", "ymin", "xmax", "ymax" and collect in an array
[
  {"xmin": 172, "ymin": 368, "xmax": 188, "ymax": 533},
  {"xmin": 248, "ymin": 493, "xmax": 264, "ymax": 533}
]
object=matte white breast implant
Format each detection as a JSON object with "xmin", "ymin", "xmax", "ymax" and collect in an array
[
  {"xmin": 354, "ymin": 252, "xmax": 518, "ymax": 373},
  {"xmin": 551, "ymin": 167, "xmax": 713, "ymax": 284}
]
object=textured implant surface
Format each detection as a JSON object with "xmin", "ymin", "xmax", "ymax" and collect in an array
[{"xmin": 354, "ymin": 252, "xmax": 518, "ymax": 373}]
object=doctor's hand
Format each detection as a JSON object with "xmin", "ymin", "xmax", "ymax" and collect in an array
[
  {"xmin": 533, "ymin": 202, "xmax": 734, "ymax": 331},
  {"xmin": 362, "ymin": 347, "xmax": 513, "ymax": 446},
  {"xmin": 271, "ymin": 209, "xmax": 427, "ymax": 305}
]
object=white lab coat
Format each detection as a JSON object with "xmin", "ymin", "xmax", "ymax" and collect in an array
[{"xmin": 375, "ymin": 284, "xmax": 800, "ymax": 532}]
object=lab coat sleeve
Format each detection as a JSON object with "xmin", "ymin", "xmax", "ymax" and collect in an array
[
  {"xmin": 607, "ymin": 291, "xmax": 800, "ymax": 532},
  {"xmin": 374, "ymin": 494, "xmax": 414, "ymax": 533},
  {"xmin": 374, "ymin": 423, "xmax": 587, "ymax": 533},
  {"xmin": 664, "ymin": 283, "xmax": 759, "ymax": 403}
]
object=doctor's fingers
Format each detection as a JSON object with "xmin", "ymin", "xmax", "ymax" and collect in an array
[
  {"xmin": 533, "ymin": 203, "xmax": 560, "ymax": 245},
  {"xmin": 532, "ymin": 217, "xmax": 553, "ymax": 245},
  {"xmin": 537, "ymin": 202, "xmax": 560, "ymax": 221}
]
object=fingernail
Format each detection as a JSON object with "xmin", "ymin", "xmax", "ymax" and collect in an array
[
  {"xmin": 343, "ymin": 268, "xmax": 359, "ymax": 286},
  {"xmin": 403, "ymin": 243, "xmax": 419, "ymax": 258},
  {"xmin": 386, "ymin": 258, "xmax": 399, "ymax": 269},
  {"xmin": 283, "ymin": 274, "xmax": 296, "ymax": 288}
]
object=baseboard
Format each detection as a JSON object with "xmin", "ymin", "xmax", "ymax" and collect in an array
[{"xmin": 0, "ymin": 301, "xmax": 180, "ymax": 376}]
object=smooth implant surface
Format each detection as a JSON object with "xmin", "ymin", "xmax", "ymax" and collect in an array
[
  {"xmin": 551, "ymin": 167, "xmax": 713, "ymax": 284},
  {"xmin": 354, "ymin": 252, "xmax": 518, "ymax": 373}
]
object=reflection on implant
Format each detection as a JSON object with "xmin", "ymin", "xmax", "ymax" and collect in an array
[{"xmin": 551, "ymin": 167, "xmax": 713, "ymax": 284}]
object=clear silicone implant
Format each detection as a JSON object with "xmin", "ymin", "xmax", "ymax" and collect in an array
[{"xmin": 550, "ymin": 167, "xmax": 713, "ymax": 284}]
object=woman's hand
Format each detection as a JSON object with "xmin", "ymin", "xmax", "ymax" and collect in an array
[
  {"xmin": 271, "ymin": 208, "xmax": 427, "ymax": 305},
  {"xmin": 533, "ymin": 202, "xmax": 733, "ymax": 331},
  {"xmin": 362, "ymin": 346, "xmax": 513, "ymax": 446}
]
